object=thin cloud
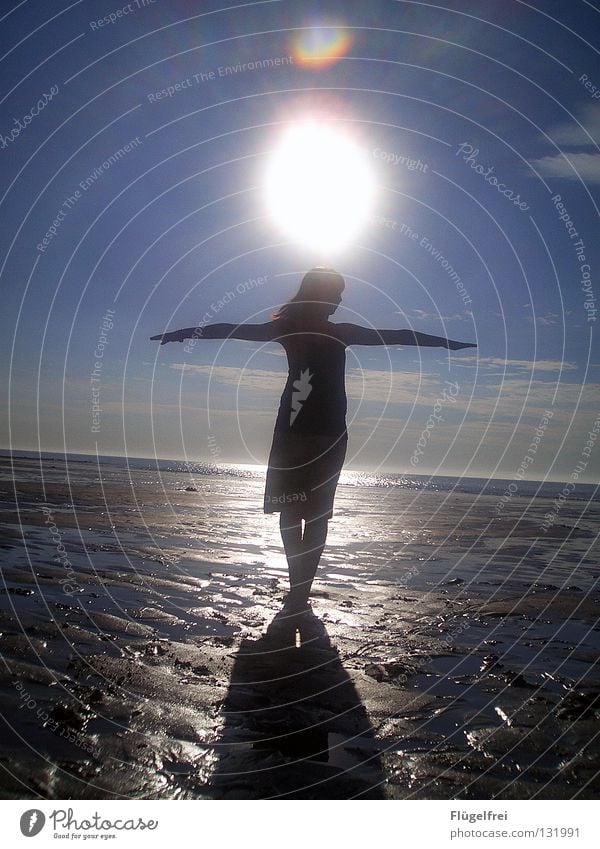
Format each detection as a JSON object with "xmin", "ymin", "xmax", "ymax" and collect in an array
[
  {"xmin": 401, "ymin": 309, "xmax": 469, "ymax": 322},
  {"xmin": 531, "ymin": 103, "xmax": 600, "ymax": 182},
  {"xmin": 545, "ymin": 102, "xmax": 600, "ymax": 147},
  {"xmin": 460, "ymin": 356, "xmax": 577, "ymax": 372},
  {"xmin": 530, "ymin": 313, "xmax": 559, "ymax": 327},
  {"xmin": 529, "ymin": 152, "xmax": 600, "ymax": 184},
  {"xmin": 171, "ymin": 362, "xmax": 456, "ymax": 406},
  {"xmin": 171, "ymin": 363, "xmax": 285, "ymax": 394}
]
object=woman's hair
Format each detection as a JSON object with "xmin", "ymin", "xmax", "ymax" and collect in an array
[{"xmin": 273, "ymin": 267, "xmax": 345, "ymax": 326}]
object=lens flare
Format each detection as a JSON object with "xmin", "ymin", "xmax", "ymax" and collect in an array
[
  {"xmin": 264, "ymin": 122, "xmax": 375, "ymax": 256},
  {"xmin": 292, "ymin": 28, "xmax": 353, "ymax": 69}
]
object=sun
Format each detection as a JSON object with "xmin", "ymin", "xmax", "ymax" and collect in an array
[{"xmin": 264, "ymin": 122, "xmax": 375, "ymax": 256}]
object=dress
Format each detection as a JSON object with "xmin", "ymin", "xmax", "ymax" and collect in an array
[{"xmin": 264, "ymin": 324, "xmax": 348, "ymax": 521}]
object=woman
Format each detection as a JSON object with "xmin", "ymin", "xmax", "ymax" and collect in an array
[{"xmin": 151, "ymin": 267, "xmax": 476, "ymax": 615}]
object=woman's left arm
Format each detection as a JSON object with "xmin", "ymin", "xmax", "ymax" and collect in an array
[{"xmin": 336, "ymin": 323, "xmax": 477, "ymax": 349}]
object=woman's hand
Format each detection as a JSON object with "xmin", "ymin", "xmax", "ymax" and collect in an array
[
  {"xmin": 150, "ymin": 330, "xmax": 187, "ymax": 345},
  {"xmin": 445, "ymin": 340, "xmax": 477, "ymax": 350}
]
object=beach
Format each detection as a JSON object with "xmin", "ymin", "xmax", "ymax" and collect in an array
[{"xmin": 0, "ymin": 453, "xmax": 599, "ymax": 799}]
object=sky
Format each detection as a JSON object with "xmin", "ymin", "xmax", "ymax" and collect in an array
[{"xmin": 1, "ymin": 0, "xmax": 599, "ymax": 483}]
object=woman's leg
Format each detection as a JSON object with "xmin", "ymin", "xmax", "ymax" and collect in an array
[
  {"xmin": 280, "ymin": 512, "xmax": 329, "ymax": 609},
  {"xmin": 279, "ymin": 508, "xmax": 303, "ymax": 605},
  {"xmin": 294, "ymin": 516, "xmax": 329, "ymax": 604}
]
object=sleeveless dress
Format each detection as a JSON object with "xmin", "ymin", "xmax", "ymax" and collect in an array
[{"xmin": 264, "ymin": 325, "xmax": 348, "ymax": 521}]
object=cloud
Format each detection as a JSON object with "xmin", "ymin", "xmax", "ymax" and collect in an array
[
  {"xmin": 452, "ymin": 378, "xmax": 599, "ymax": 422},
  {"xmin": 345, "ymin": 369, "xmax": 447, "ymax": 405},
  {"xmin": 171, "ymin": 362, "xmax": 286, "ymax": 395},
  {"xmin": 401, "ymin": 309, "xmax": 469, "ymax": 322},
  {"xmin": 530, "ymin": 313, "xmax": 559, "ymax": 327},
  {"xmin": 102, "ymin": 401, "xmax": 197, "ymax": 415},
  {"xmin": 530, "ymin": 103, "xmax": 600, "ymax": 182},
  {"xmin": 167, "ymin": 362, "xmax": 599, "ymax": 436},
  {"xmin": 528, "ymin": 152, "xmax": 600, "ymax": 184},
  {"xmin": 459, "ymin": 356, "xmax": 577, "ymax": 372},
  {"xmin": 171, "ymin": 362, "xmax": 468, "ymax": 409},
  {"xmin": 544, "ymin": 102, "xmax": 600, "ymax": 147}
]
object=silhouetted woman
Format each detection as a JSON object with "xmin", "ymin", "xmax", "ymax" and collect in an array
[{"xmin": 151, "ymin": 268, "xmax": 475, "ymax": 615}]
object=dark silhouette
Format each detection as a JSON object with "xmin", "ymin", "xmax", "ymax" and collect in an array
[
  {"xmin": 151, "ymin": 267, "xmax": 476, "ymax": 618},
  {"xmin": 206, "ymin": 614, "xmax": 387, "ymax": 799}
]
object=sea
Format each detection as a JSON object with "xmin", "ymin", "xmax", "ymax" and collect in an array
[
  {"xmin": 3, "ymin": 448, "xmax": 599, "ymax": 600},
  {"xmin": 2, "ymin": 448, "xmax": 598, "ymax": 503}
]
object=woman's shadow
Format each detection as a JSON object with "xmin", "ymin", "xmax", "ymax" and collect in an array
[{"xmin": 208, "ymin": 610, "xmax": 386, "ymax": 799}]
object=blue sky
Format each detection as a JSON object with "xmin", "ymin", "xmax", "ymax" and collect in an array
[{"xmin": 1, "ymin": 0, "xmax": 599, "ymax": 482}]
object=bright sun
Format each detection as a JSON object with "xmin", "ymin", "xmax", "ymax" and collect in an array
[{"xmin": 264, "ymin": 122, "xmax": 375, "ymax": 256}]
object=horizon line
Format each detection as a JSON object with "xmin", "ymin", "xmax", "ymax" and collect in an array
[{"xmin": 1, "ymin": 447, "xmax": 598, "ymax": 488}]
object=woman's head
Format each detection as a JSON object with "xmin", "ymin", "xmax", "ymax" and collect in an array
[{"xmin": 273, "ymin": 267, "xmax": 345, "ymax": 325}]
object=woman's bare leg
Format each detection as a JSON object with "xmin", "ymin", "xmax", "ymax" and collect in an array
[
  {"xmin": 294, "ymin": 517, "xmax": 329, "ymax": 604},
  {"xmin": 280, "ymin": 515, "xmax": 329, "ymax": 609},
  {"xmin": 279, "ymin": 508, "xmax": 303, "ymax": 606},
  {"xmin": 280, "ymin": 506, "xmax": 331, "ymax": 609}
]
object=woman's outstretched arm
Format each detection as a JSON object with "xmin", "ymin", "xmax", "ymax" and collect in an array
[
  {"xmin": 151, "ymin": 322, "xmax": 278, "ymax": 345},
  {"xmin": 337, "ymin": 323, "xmax": 476, "ymax": 350}
]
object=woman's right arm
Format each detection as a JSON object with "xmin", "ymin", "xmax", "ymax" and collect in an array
[{"xmin": 151, "ymin": 322, "xmax": 278, "ymax": 344}]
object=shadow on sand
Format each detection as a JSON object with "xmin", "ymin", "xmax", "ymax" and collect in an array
[{"xmin": 207, "ymin": 610, "xmax": 386, "ymax": 799}]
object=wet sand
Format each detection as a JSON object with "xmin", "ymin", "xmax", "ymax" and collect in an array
[{"xmin": 1, "ymin": 455, "xmax": 599, "ymax": 799}]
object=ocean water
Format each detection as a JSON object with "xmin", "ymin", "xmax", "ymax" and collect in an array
[
  {"xmin": 3, "ymin": 449, "xmax": 599, "ymax": 598},
  {"xmin": 3, "ymin": 448, "xmax": 598, "ymax": 502}
]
